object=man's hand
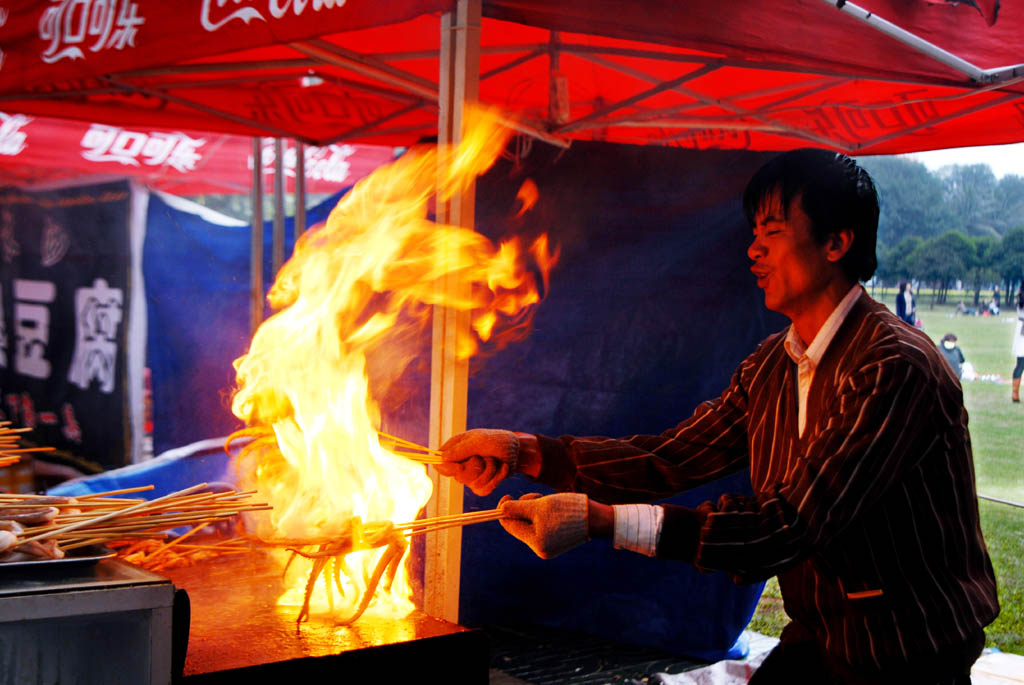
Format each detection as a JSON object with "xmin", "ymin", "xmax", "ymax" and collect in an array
[
  {"xmin": 498, "ymin": 493, "xmax": 589, "ymax": 559},
  {"xmin": 436, "ymin": 429, "xmax": 519, "ymax": 496}
]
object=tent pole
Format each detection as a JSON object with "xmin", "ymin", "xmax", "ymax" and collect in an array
[
  {"xmin": 548, "ymin": 31, "xmax": 568, "ymax": 125},
  {"xmin": 250, "ymin": 138, "xmax": 264, "ymax": 336},
  {"xmin": 824, "ymin": 0, "xmax": 986, "ymax": 81},
  {"xmin": 295, "ymin": 141, "xmax": 306, "ymax": 238},
  {"xmin": 272, "ymin": 139, "xmax": 285, "ymax": 275},
  {"xmin": 425, "ymin": 0, "xmax": 480, "ymax": 626}
]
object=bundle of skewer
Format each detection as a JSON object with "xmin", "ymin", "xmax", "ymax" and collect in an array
[
  {"xmin": 0, "ymin": 421, "xmax": 56, "ymax": 467},
  {"xmin": 376, "ymin": 431, "xmax": 443, "ymax": 464},
  {"xmin": 226, "ymin": 426, "xmax": 445, "ymax": 465},
  {"xmin": 110, "ymin": 535, "xmax": 255, "ymax": 572},
  {"xmin": 267, "ymin": 506, "xmax": 504, "ymax": 627},
  {"xmin": 0, "ymin": 483, "xmax": 271, "ymax": 562}
]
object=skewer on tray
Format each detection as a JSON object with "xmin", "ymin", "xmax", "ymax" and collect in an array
[
  {"xmin": 0, "ymin": 419, "xmax": 55, "ymax": 462},
  {"xmin": 0, "ymin": 483, "xmax": 271, "ymax": 564},
  {"xmin": 0, "ymin": 422, "xmax": 57, "ymax": 468}
]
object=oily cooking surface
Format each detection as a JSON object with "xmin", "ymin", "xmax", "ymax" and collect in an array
[{"xmin": 162, "ymin": 550, "xmax": 470, "ymax": 676}]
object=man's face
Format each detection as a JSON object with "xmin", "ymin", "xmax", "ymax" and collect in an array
[{"xmin": 747, "ymin": 191, "xmax": 837, "ymax": 318}]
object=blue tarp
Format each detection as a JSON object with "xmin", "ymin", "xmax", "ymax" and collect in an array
[
  {"xmin": 458, "ymin": 143, "xmax": 787, "ymax": 661},
  {"xmin": 143, "ymin": 189, "xmax": 346, "ymax": 456}
]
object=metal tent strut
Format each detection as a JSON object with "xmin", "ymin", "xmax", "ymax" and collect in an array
[{"xmin": 827, "ymin": 0, "xmax": 1024, "ymax": 84}]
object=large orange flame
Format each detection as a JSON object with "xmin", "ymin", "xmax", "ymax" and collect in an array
[{"xmin": 229, "ymin": 107, "xmax": 556, "ymax": 622}]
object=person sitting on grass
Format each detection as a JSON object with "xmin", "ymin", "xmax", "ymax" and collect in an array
[{"xmin": 939, "ymin": 333, "xmax": 966, "ymax": 380}]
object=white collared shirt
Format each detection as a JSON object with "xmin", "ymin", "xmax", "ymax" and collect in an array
[{"xmin": 782, "ymin": 285, "xmax": 863, "ymax": 437}]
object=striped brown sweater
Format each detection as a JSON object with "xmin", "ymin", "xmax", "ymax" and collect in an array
[{"xmin": 533, "ymin": 290, "xmax": 999, "ymax": 669}]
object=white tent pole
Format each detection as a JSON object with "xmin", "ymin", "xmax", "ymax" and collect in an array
[
  {"xmin": 295, "ymin": 141, "xmax": 306, "ymax": 238},
  {"xmin": 250, "ymin": 138, "xmax": 264, "ymax": 336},
  {"xmin": 425, "ymin": 0, "xmax": 481, "ymax": 626},
  {"xmin": 274, "ymin": 137, "xmax": 286, "ymax": 274},
  {"xmin": 824, "ymin": 0, "xmax": 987, "ymax": 82}
]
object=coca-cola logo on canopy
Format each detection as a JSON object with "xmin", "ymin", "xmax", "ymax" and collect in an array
[
  {"xmin": 201, "ymin": 0, "xmax": 348, "ymax": 32},
  {"xmin": 38, "ymin": 0, "xmax": 145, "ymax": 64}
]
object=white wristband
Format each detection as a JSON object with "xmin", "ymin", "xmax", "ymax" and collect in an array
[{"xmin": 612, "ymin": 504, "xmax": 664, "ymax": 557}]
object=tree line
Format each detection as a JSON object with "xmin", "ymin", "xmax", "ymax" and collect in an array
[{"xmin": 856, "ymin": 156, "xmax": 1024, "ymax": 307}]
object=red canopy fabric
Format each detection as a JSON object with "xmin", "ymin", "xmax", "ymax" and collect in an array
[
  {"xmin": 0, "ymin": 111, "xmax": 396, "ymax": 195},
  {"xmin": 0, "ymin": 1, "xmax": 1022, "ymax": 154}
]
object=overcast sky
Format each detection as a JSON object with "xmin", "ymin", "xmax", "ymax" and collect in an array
[{"xmin": 901, "ymin": 142, "xmax": 1024, "ymax": 179}]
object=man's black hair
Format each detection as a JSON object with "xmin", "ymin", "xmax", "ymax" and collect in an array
[{"xmin": 742, "ymin": 148, "xmax": 880, "ymax": 282}]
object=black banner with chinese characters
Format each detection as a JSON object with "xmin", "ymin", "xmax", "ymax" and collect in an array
[{"xmin": 0, "ymin": 181, "xmax": 132, "ymax": 472}]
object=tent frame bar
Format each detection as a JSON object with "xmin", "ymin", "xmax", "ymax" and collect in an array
[
  {"xmin": 320, "ymin": 102, "xmax": 432, "ymax": 146},
  {"xmin": 853, "ymin": 91, "xmax": 1022, "ymax": 151},
  {"xmin": 102, "ymin": 76, "xmax": 308, "ymax": 142},
  {"xmin": 589, "ymin": 77, "xmax": 844, "ymax": 128},
  {"xmin": 826, "ymin": 0, "xmax": 1024, "ymax": 84},
  {"xmin": 290, "ymin": 40, "xmax": 441, "ymax": 100},
  {"xmin": 45, "ymin": 18, "xmax": 1022, "ymax": 152},
  {"xmin": 381, "ymin": 40, "xmax": 1018, "ymax": 92},
  {"xmin": 576, "ymin": 53, "xmax": 853, "ymax": 149},
  {"xmin": 555, "ymin": 63, "xmax": 722, "ymax": 134},
  {"xmin": 290, "ymin": 39, "xmax": 568, "ymax": 147}
]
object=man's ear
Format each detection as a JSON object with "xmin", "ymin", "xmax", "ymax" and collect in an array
[{"xmin": 825, "ymin": 228, "xmax": 855, "ymax": 263}]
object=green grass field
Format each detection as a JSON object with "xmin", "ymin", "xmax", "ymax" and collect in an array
[{"xmin": 747, "ymin": 288, "xmax": 1024, "ymax": 655}]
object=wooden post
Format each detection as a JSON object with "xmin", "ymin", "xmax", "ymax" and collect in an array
[
  {"xmin": 250, "ymin": 137, "xmax": 264, "ymax": 336},
  {"xmin": 425, "ymin": 0, "xmax": 480, "ymax": 625}
]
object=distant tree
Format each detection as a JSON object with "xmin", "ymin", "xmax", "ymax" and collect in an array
[
  {"xmin": 941, "ymin": 163, "xmax": 1000, "ymax": 237},
  {"xmin": 966, "ymin": 236, "xmax": 1000, "ymax": 307},
  {"xmin": 874, "ymin": 241, "xmax": 901, "ymax": 288},
  {"xmin": 993, "ymin": 174, "xmax": 1024, "ymax": 234},
  {"xmin": 885, "ymin": 235, "xmax": 924, "ymax": 283},
  {"xmin": 857, "ymin": 156, "xmax": 954, "ymax": 247},
  {"xmin": 997, "ymin": 227, "xmax": 1024, "ymax": 294},
  {"xmin": 907, "ymin": 232, "xmax": 971, "ymax": 306}
]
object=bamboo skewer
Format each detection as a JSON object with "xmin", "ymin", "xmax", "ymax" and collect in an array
[
  {"xmin": 140, "ymin": 519, "xmax": 216, "ymax": 565},
  {"xmin": 376, "ymin": 431, "xmax": 439, "ymax": 452},
  {"xmin": 394, "ymin": 508, "xmax": 503, "ymax": 531},
  {"xmin": 0, "ymin": 425, "xmax": 54, "ymax": 467},
  {"xmin": 16, "ymin": 483, "xmax": 212, "ymax": 545},
  {"xmin": 376, "ymin": 431, "xmax": 445, "ymax": 464},
  {"xmin": 264, "ymin": 508, "xmax": 506, "ymax": 549},
  {"xmin": 0, "ymin": 477, "xmax": 268, "ymax": 571},
  {"xmin": 77, "ymin": 486, "xmax": 156, "ymax": 499}
]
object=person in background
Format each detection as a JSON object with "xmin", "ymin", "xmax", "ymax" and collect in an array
[
  {"xmin": 439, "ymin": 149, "xmax": 998, "ymax": 684},
  {"xmin": 1012, "ymin": 289, "xmax": 1024, "ymax": 403},
  {"xmin": 939, "ymin": 333, "xmax": 966, "ymax": 380},
  {"xmin": 896, "ymin": 280, "xmax": 916, "ymax": 325},
  {"xmin": 993, "ymin": 285, "xmax": 1001, "ymax": 312}
]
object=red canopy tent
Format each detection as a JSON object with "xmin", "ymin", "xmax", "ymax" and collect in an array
[
  {"xmin": 0, "ymin": 0, "xmax": 1021, "ymax": 154},
  {"xmin": 1, "ymin": 0, "xmax": 1020, "ymax": 627},
  {"xmin": 0, "ymin": 111, "xmax": 396, "ymax": 194}
]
